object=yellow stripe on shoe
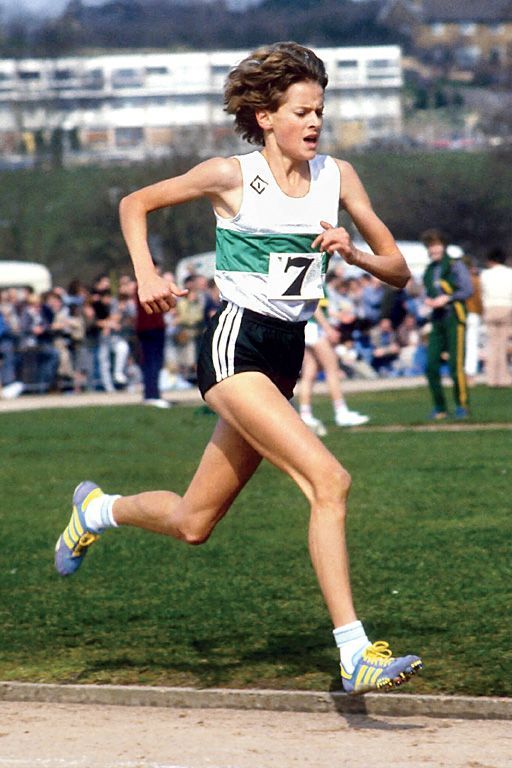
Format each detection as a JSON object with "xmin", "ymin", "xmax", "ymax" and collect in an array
[
  {"xmin": 340, "ymin": 641, "xmax": 423, "ymax": 695},
  {"xmin": 70, "ymin": 508, "xmax": 84, "ymax": 540},
  {"xmin": 83, "ymin": 487, "xmax": 103, "ymax": 508}
]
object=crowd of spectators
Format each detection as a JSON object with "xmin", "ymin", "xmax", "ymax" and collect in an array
[
  {"xmin": 0, "ymin": 257, "xmax": 506, "ymax": 402},
  {"xmin": 0, "ymin": 269, "xmax": 221, "ymax": 400}
]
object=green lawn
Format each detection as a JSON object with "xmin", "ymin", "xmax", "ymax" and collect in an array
[{"xmin": 0, "ymin": 384, "xmax": 511, "ymax": 696}]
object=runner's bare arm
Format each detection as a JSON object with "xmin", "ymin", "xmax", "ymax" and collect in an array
[
  {"xmin": 119, "ymin": 157, "xmax": 242, "ymax": 314},
  {"xmin": 311, "ymin": 160, "xmax": 410, "ymax": 289}
]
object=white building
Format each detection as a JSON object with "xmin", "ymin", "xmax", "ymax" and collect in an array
[{"xmin": 0, "ymin": 45, "xmax": 403, "ymax": 161}]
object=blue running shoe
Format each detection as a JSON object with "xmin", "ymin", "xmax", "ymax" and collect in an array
[
  {"xmin": 455, "ymin": 406, "xmax": 469, "ymax": 419},
  {"xmin": 340, "ymin": 641, "xmax": 423, "ymax": 695},
  {"xmin": 54, "ymin": 481, "xmax": 103, "ymax": 576}
]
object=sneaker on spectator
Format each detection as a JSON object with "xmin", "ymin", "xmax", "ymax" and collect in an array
[
  {"xmin": 301, "ymin": 413, "xmax": 328, "ymax": 437},
  {"xmin": 159, "ymin": 371, "xmax": 193, "ymax": 392},
  {"xmin": 143, "ymin": 398, "xmax": 172, "ymax": 409},
  {"xmin": 174, "ymin": 375, "xmax": 193, "ymax": 390},
  {"xmin": 335, "ymin": 409, "xmax": 369, "ymax": 427},
  {"xmin": 1, "ymin": 381, "xmax": 24, "ymax": 400}
]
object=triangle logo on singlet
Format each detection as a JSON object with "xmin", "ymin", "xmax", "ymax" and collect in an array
[{"xmin": 250, "ymin": 175, "xmax": 268, "ymax": 195}]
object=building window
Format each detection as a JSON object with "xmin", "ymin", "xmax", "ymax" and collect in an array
[
  {"xmin": 85, "ymin": 129, "xmax": 109, "ymax": 146},
  {"xmin": 172, "ymin": 95, "xmax": 203, "ymax": 107},
  {"xmin": 145, "ymin": 66, "xmax": 169, "ymax": 76},
  {"xmin": 83, "ymin": 69, "xmax": 105, "ymax": 89},
  {"xmin": 368, "ymin": 59, "xmax": 393, "ymax": 69},
  {"xmin": 211, "ymin": 65, "xmax": 230, "ymax": 76},
  {"xmin": 115, "ymin": 126, "xmax": 144, "ymax": 147},
  {"xmin": 368, "ymin": 116, "xmax": 391, "ymax": 130},
  {"xmin": 337, "ymin": 60, "xmax": 358, "ymax": 68},
  {"xmin": 18, "ymin": 71, "xmax": 40, "ymax": 80},
  {"xmin": 113, "ymin": 68, "xmax": 137, "ymax": 78},
  {"xmin": 54, "ymin": 69, "xmax": 74, "ymax": 81},
  {"xmin": 112, "ymin": 69, "xmax": 144, "ymax": 88},
  {"xmin": 459, "ymin": 22, "xmax": 476, "ymax": 37}
]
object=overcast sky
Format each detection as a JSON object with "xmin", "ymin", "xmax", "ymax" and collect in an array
[
  {"xmin": 1, "ymin": 0, "xmax": 102, "ymax": 17},
  {"xmin": 1, "ymin": 0, "xmax": 260, "ymax": 18}
]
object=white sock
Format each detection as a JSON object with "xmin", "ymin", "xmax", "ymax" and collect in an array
[
  {"xmin": 333, "ymin": 620, "xmax": 370, "ymax": 673},
  {"xmin": 334, "ymin": 398, "xmax": 350, "ymax": 417},
  {"xmin": 84, "ymin": 494, "xmax": 121, "ymax": 533},
  {"xmin": 300, "ymin": 405, "xmax": 312, "ymax": 418}
]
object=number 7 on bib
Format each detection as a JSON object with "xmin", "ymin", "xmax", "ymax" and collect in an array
[{"xmin": 267, "ymin": 252, "xmax": 324, "ymax": 300}]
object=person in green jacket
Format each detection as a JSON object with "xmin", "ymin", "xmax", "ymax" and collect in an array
[{"xmin": 421, "ymin": 229, "xmax": 473, "ymax": 419}]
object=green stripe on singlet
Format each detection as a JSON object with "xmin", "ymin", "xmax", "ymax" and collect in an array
[{"xmin": 216, "ymin": 229, "xmax": 328, "ymax": 274}]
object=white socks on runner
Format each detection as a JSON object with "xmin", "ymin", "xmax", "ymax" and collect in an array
[
  {"xmin": 333, "ymin": 620, "xmax": 370, "ymax": 673},
  {"xmin": 84, "ymin": 494, "xmax": 120, "ymax": 533}
]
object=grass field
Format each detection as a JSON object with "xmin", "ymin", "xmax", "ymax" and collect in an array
[{"xmin": 1, "ymin": 384, "xmax": 511, "ymax": 696}]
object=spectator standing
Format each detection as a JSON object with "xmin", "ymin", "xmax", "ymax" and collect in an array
[
  {"xmin": 0, "ymin": 290, "xmax": 24, "ymax": 399},
  {"xmin": 66, "ymin": 302, "xmax": 87, "ymax": 392},
  {"xmin": 369, "ymin": 317, "xmax": 400, "ymax": 376},
  {"xmin": 464, "ymin": 258, "xmax": 483, "ymax": 385},
  {"xmin": 421, "ymin": 229, "xmax": 473, "ymax": 419},
  {"xmin": 380, "ymin": 282, "xmax": 408, "ymax": 331},
  {"xmin": 480, "ymin": 247, "xmax": 512, "ymax": 388},
  {"xmin": 135, "ymin": 279, "xmax": 170, "ymax": 408},
  {"xmin": 65, "ymin": 278, "xmax": 88, "ymax": 311},
  {"xmin": 299, "ymin": 302, "xmax": 369, "ymax": 436},
  {"xmin": 46, "ymin": 291, "xmax": 75, "ymax": 389},
  {"xmin": 395, "ymin": 313, "xmax": 426, "ymax": 376},
  {"xmin": 90, "ymin": 278, "xmax": 130, "ymax": 392},
  {"xmin": 203, "ymin": 278, "xmax": 222, "ymax": 322},
  {"xmin": 18, "ymin": 291, "xmax": 60, "ymax": 394},
  {"xmin": 82, "ymin": 294, "xmax": 102, "ymax": 390},
  {"xmin": 174, "ymin": 276, "xmax": 205, "ymax": 383},
  {"xmin": 359, "ymin": 273, "xmax": 384, "ymax": 328}
]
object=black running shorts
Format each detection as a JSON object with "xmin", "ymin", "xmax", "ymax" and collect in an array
[{"xmin": 197, "ymin": 301, "xmax": 306, "ymax": 401}]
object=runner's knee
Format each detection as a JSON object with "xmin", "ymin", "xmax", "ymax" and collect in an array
[
  {"xmin": 180, "ymin": 521, "xmax": 214, "ymax": 546},
  {"xmin": 309, "ymin": 459, "xmax": 352, "ymax": 508},
  {"xmin": 178, "ymin": 508, "xmax": 226, "ymax": 546}
]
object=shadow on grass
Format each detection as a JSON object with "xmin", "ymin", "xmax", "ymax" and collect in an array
[{"xmin": 72, "ymin": 626, "xmax": 335, "ymax": 689}]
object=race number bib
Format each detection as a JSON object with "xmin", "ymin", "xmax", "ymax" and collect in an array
[{"xmin": 267, "ymin": 252, "xmax": 324, "ymax": 300}]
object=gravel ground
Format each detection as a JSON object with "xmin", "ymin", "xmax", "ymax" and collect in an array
[{"xmin": 1, "ymin": 701, "xmax": 511, "ymax": 768}]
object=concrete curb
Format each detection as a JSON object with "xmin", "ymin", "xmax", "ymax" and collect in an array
[
  {"xmin": 0, "ymin": 375, "xmax": 436, "ymax": 413},
  {"xmin": 1, "ymin": 682, "xmax": 510, "ymax": 721}
]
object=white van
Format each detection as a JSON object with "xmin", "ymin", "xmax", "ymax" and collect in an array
[
  {"xmin": 176, "ymin": 251, "xmax": 215, "ymax": 285},
  {"xmin": 0, "ymin": 261, "xmax": 52, "ymax": 293},
  {"xmin": 176, "ymin": 240, "xmax": 433, "ymax": 286}
]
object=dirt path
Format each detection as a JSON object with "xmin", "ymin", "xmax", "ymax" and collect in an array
[{"xmin": 1, "ymin": 701, "xmax": 511, "ymax": 768}]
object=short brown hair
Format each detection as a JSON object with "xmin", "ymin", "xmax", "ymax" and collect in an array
[
  {"xmin": 224, "ymin": 41, "xmax": 328, "ymax": 146},
  {"xmin": 420, "ymin": 228, "xmax": 448, "ymax": 247}
]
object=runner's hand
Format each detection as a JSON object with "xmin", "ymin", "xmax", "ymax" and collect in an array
[
  {"xmin": 138, "ymin": 273, "xmax": 188, "ymax": 315},
  {"xmin": 312, "ymin": 221, "xmax": 358, "ymax": 264}
]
